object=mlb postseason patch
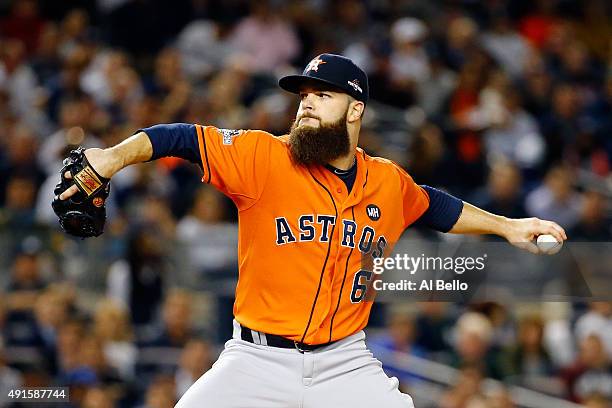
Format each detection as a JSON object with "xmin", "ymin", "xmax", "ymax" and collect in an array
[{"xmin": 220, "ymin": 129, "xmax": 241, "ymax": 145}]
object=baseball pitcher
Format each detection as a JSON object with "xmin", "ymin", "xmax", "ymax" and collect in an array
[{"xmin": 53, "ymin": 54, "xmax": 567, "ymax": 407}]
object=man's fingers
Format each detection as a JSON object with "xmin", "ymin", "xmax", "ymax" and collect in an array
[
  {"xmin": 514, "ymin": 241, "xmax": 541, "ymax": 255},
  {"xmin": 59, "ymin": 185, "xmax": 79, "ymax": 200},
  {"xmin": 552, "ymin": 223, "xmax": 568, "ymax": 241},
  {"xmin": 539, "ymin": 221, "xmax": 566, "ymax": 243},
  {"xmin": 64, "ymin": 171, "xmax": 72, "ymax": 179}
]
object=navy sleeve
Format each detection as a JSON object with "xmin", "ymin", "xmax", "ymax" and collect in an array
[
  {"xmin": 413, "ymin": 185, "xmax": 464, "ymax": 232},
  {"xmin": 140, "ymin": 123, "xmax": 201, "ymax": 165}
]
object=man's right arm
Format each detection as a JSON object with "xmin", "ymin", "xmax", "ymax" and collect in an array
[
  {"xmin": 58, "ymin": 131, "xmax": 154, "ymax": 200},
  {"xmin": 58, "ymin": 123, "xmax": 272, "ymax": 209}
]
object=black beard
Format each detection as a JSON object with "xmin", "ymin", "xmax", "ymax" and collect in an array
[{"xmin": 288, "ymin": 115, "xmax": 350, "ymax": 166}]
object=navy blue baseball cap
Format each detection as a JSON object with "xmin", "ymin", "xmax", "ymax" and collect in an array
[{"xmin": 279, "ymin": 54, "xmax": 369, "ymax": 104}]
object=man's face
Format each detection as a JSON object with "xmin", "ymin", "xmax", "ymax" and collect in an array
[
  {"xmin": 289, "ymin": 85, "xmax": 351, "ymax": 166},
  {"xmin": 295, "ymin": 85, "xmax": 351, "ymax": 128}
]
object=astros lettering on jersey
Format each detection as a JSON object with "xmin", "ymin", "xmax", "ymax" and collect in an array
[{"xmin": 195, "ymin": 125, "xmax": 430, "ymax": 345}]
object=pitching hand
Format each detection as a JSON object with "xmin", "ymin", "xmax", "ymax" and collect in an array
[
  {"xmin": 503, "ymin": 217, "xmax": 567, "ymax": 254},
  {"xmin": 58, "ymin": 148, "xmax": 116, "ymax": 200}
]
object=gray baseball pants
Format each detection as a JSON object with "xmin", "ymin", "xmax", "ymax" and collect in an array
[{"xmin": 175, "ymin": 321, "xmax": 415, "ymax": 407}]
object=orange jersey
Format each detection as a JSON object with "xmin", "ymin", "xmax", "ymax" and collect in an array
[{"xmin": 195, "ymin": 125, "xmax": 430, "ymax": 345}]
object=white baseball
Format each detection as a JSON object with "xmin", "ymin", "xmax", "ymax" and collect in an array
[{"xmin": 536, "ymin": 234, "xmax": 563, "ymax": 255}]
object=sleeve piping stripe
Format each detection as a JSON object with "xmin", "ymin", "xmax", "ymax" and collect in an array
[{"xmin": 196, "ymin": 124, "xmax": 211, "ymax": 184}]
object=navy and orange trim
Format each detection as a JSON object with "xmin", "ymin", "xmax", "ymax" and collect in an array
[{"xmin": 195, "ymin": 125, "xmax": 211, "ymax": 184}]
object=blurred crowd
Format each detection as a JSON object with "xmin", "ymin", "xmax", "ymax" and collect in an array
[{"xmin": 0, "ymin": 0, "xmax": 611, "ymax": 406}]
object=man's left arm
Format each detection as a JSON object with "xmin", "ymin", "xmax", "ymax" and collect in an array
[
  {"xmin": 448, "ymin": 201, "xmax": 567, "ymax": 254},
  {"xmin": 395, "ymin": 165, "xmax": 567, "ymax": 255}
]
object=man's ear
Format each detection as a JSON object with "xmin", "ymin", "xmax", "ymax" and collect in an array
[{"xmin": 347, "ymin": 100, "xmax": 365, "ymax": 123}]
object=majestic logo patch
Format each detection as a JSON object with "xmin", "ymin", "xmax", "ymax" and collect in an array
[
  {"xmin": 92, "ymin": 197, "xmax": 105, "ymax": 207},
  {"xmin": 347, "ymin": 79, "xmax": 363, "ymax": 93},
  {"xmin": 74, "ymin": 167, "xmax": 102, "ymax": 196},
  {"xmin": 305, "ymin": 57, "xmax": 326, "ymax": 72},
  {"xmin": 366, "ymin": 204, "xmax": 381, "ymax": 221},
  {"xmin": 220, "ymin": 129, "xmax": 240, "ymax": 145}
]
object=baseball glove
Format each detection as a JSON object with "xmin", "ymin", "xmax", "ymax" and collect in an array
[{"xmin": 52, "ymin": 147, "xmax": 110, "ymax": 238}]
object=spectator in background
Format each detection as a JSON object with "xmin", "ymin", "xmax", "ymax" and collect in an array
[
  {"xmin": 520, "ymin": 50, "xmax": 553, "ymax": 118},
  {"xmin": 474, "ymin": 160, "xmax": 527, "ymax": 219},
  {"xmin": 526, "ymin": 165, "xmax": 582, "ymax": 229},
  {"xmin": 445, "ymin": 56, "xmax": 490, "ymax": 193},
  {"xmin": 0, "ymin": 124, "xmax": 46, "ymax": 206},
  {"xmin": 143, "ymin": 47, "xmax": 192, "ymax": 123},
  {"xmin": 586, "ymin": 75, "xmax": 612, "ymax": 169},
  {"xmin": 0, "ymin": 38, "xmax": 39, "ymax": 121},
  {"xmin": 175, "ymin": 338, "xmax": 213, "ymax": 399},
  {"xmin": 93, "ymin": 299, "xmax": 137, "ymax": 380},
  {"xmin": 177, "ymin": 186, "xmax": 238, "ymax": 281},
  {"xmin": 415, "ymin": 302, "xmax": 454, "ymax": 356},
  {"xmin": 0, "ymin": 0, "xmax": 47, "ymax": 54},
  {"xmin": 55, "ymin": 319, "xmax": 85, "ymax": 377},
  {"xmin": 143, "ymin": 289, "xmax": 195, "ymax": 349},
  {"xmin": 31, "ymin": 287, "xmax": 71, "ymax": 373},
  {"xmin": 575, "ymin": 302, "xmax": 612, "ymax": 359},
  {"xmin": 29, "ymin": 23, "xmax": 61, "ymax": 86},
  {"xmin": 0, "ymin": 174, "xmax": 38, "ymax": 229},
  {"xmin": 44, "ymin": 43, "xmax": 90, "ymax": 123},
  {"xmin": 439, "ymin": 366, "xmax": 485, "ymax": 408},
  {"xmin": 176, "ymin": 20, "xmax": 228, "ymax": 82},
  {"xmin": 569, "ymin": 191, "xmax": 612, "ymax": 240},
  {"xmin": 107, "ymin": 226, "xmax": 168, "ymax": 327},
  {"xmin": 407, "ymin": 123, "xmax": 452, "ymax": 189},
  {"xmin": 74, "ymin": 336, "xmax": 123, "ymax": 387},
  {"xmin": 57, "ymin": 9, "xmax": 92, "ymax": 58},
  {"xmin": 139, "ymin": 374, "xmax": 176, "ymax": 408},
  {"xmin": 442, "ymin": 16, "xmax": 479, "ymax": 71},
  {"xmin": 416, "ymin": 54, "xmax": 457, "ymax": 118},
  {"xmin": 81, "ymin": 50, "xmax": 141, "ymax": 112},
  {"xmin": 518, "ymin": 0, "xmax": 561, "ymax": 50},
  {"xmin": 195, "ymin": 63, "xmax": 250, "ymax": 130},
  {"xmin": 472, "ymin": 302, "xmax": 516, "ymax": 351},
  {"xmin": 562, "ymin": 334, "xmax": 612, "ymax": 403},
  {"xmin": 62, "ymin": 330, "xmax": 132, "ymax": 404},
  {"xmin": 112, "ymin": 164, "xmax": 174, "ymax": 217},
  {"xmin": 247, "ymin": 91, "xmax": 294, "ymax": 135},
  {"xmin": 330, "ymin": 0, "xmax": 372, "ymax": 51},
  {"xmin": 542, "ymin": 302, "xmax": 576, "ymax": 369},
  {"xmin": 368, "ymin": 309, "xmax": 426, "ymax": 385},
  {"xmin": 37, "ymin": 95, "xmax": 99, "ymax": 175},
  {"xmin": 228, "ymin": 0, "xmax": 299, "ymax": 74},
  {"xmin": 558, "ymin": 40, "xmax": 599, "ymax": 88},
  {"xmin": 370, "ymin": 310, "xmax": 425, "ymax": 356},
  {"xmin": 385, "ymin": 17, "xmax": 430, "ymax": 108},
  {"xmin": 5, "ymin": 250, "xmax": 46, "ymax": 311},
  {"xmin": 500, "ymin": 315, "xmax": 553, "ymax": 381},
  {"xmin": 483, "ymin": 88, "xmax": 545, "ymax": 172},
  {"xmin": 481, "ymin": 10, "xmax": 531, "ymax": 79},
  {"xmin": 450, "ymin": 312, "xmax": 503, "ymax": 379},
  {"xmin": 539, "ymin": 83, "xmax": 584, "ymax": 165}
]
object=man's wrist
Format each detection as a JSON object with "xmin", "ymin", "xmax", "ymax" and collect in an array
[
  {"xmin": 495, "ymin": 216, "xmax": 513, "ymax": 239},
  {"xmin": 84, "ymin": 148, "xmax": 122, "ymax": 178}
]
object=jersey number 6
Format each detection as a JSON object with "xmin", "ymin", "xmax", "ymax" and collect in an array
[{"xmin": 350, "ymin": 269, "xmax": 373, "ymax": 303}]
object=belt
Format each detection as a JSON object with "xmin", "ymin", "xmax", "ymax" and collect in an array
[{"xmin": 240, "ymin": 324, "xmax": 335, "ymax": 353}]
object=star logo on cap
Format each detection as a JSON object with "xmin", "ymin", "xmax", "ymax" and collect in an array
[
  {"xmin": 347, "ymin": 79, "xmax": 363, "ymax": 93},
  {"xmin": 305, "ymin": 57, "xmax": 326, "ymax": 72}
]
